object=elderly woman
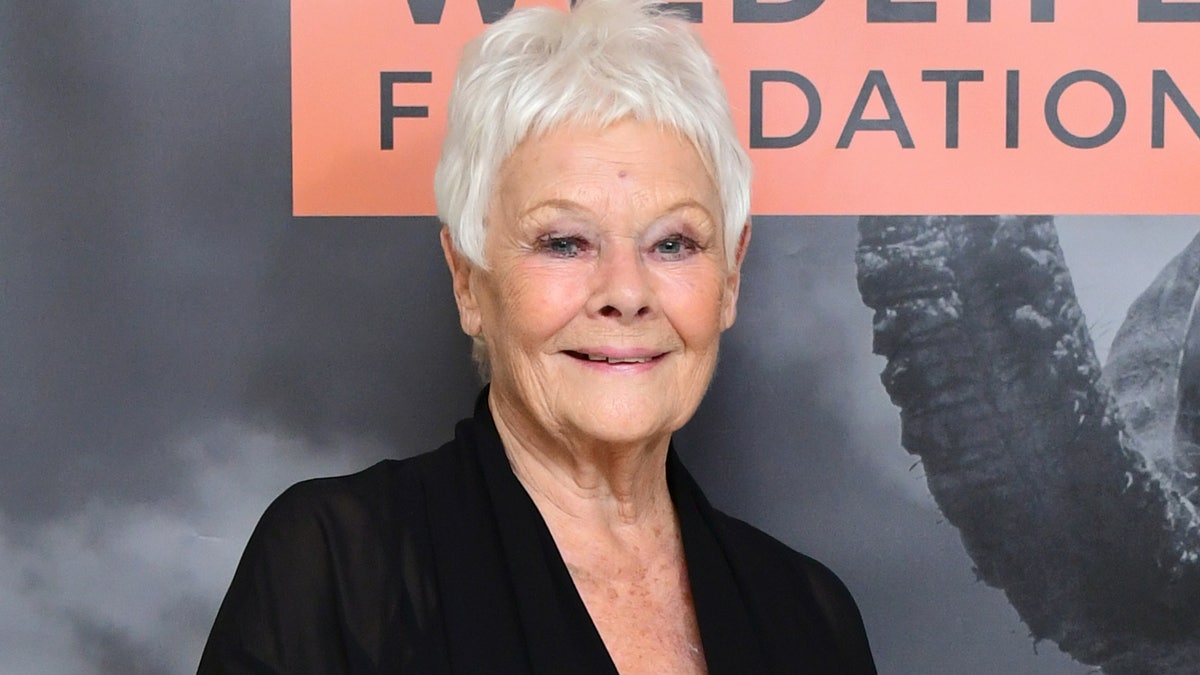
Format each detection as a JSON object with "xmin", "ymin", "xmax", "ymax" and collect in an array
[{"xmin": 200, "ymin": 1, "xmax": 875, "ymax": 673}]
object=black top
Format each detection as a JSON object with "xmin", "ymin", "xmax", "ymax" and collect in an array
[{"xmin": 199, "ymin": 395, "xmax": 876, "ymax": 674}]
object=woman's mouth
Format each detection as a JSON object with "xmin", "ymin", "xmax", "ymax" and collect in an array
[{"xmin": 563, "ymin": 350, "xmax": 664, "ymax": 365}]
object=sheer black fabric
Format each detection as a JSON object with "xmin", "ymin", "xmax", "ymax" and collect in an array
[{"xmin": 199, "ymin": 395, "xmax": 876, "ymax": 674}]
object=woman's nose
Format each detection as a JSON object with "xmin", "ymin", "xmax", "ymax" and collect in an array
[{"xmin": 588, "ymin": 242, "xmax": 654, "ymax": 321}]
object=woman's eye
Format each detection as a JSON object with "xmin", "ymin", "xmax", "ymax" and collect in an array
[
  {"xmin": 537, "ymin": 235, "xmax": 588, "ymax": 257},
  {"xmin": 653, "ymin": 235, "xmax": 698, "ymax": 258}
]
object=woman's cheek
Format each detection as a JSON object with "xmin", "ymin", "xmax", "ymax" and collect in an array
[
  {"xmin": 505, "ymin": 267, "xmax": 587, "ymax": 337},
  {"xmin": 663, "ymin": 271, "xmax": 724, "ymax": 318}
]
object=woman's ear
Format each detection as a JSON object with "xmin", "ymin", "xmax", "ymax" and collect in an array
[
  {"xmin": 720, "ymin": 221, "xmax": 752, "ymax": 331},
  {"xmin": 440, "ymin": 226, "xmax": 483, "ymax": 337}
]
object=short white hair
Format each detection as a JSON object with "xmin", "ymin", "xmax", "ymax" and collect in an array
[{"xmin": 434, "ymin": 0, "xmax": 751, "ymax": 268}]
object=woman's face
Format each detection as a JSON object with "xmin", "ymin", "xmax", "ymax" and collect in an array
[{"xmin": 444, "ymin": 119, "xmax": 747, "ymax": 447}]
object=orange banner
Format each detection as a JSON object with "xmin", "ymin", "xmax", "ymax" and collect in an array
[{"xmin": 292, "ymin": 0, "xmax": 1200, "ymax": 216}]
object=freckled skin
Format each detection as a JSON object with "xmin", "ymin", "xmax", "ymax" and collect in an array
[{"xmin": 441, "ymin": 120, "xmax": 751, "ymax": 674}]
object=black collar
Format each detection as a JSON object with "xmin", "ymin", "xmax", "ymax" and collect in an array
[{"xmin": 447, "ymin": 387, "xmax": 771, "ymax": 674}]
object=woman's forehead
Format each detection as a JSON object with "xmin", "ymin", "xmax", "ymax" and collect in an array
[{"xmin": 495, "ymin": 121, "xmax": 718, "ymax": 206}]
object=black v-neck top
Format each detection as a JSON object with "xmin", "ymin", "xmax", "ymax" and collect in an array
[{"xmin": 199, "ymin": 396, "xmax": 876, "ymax": 674}]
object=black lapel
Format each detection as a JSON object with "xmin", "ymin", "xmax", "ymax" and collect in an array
[
  {"xmin": 417, "ymin": 407, "xmax": 533, "ymax": 673},
  {"xmin": 471, "ymin": 396, "xmax": 619, "ymax": 675},
  {"xmin": 668, "ymin": 449, "xmax": 773, "ymax": 675}
]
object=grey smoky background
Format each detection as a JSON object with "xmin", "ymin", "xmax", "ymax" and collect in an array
[{"xmin": 2, "ymin": 1, "xmax": 1198, "ymax": 672}]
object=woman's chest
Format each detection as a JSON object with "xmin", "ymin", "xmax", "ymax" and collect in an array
[{"xmin": 567, "ymin": 556, "xmax": 708, "ymax": 675}]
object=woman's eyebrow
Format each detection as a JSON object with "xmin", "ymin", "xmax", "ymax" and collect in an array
[
  {"xmin": 517, "ymin": 198, "xmax": 596, "ymax": 223},
  {"xmin": 523, "ymin": 198, "xmax": 592, "ymax": 214},
  {"xmin": 654, "ymin": 199, "xmax": 717, "ymax": 223}
]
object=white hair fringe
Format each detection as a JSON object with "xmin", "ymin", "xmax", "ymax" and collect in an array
[{"xmin": 434, "ymin": 0, "xmax": 752, "ymax": 268}]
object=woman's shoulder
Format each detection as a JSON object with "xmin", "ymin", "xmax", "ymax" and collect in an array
[
  {"xmin": 269, "ymin": 456, "xmax": 419, "ymax": 508},
  {"xmin": 200, "ymin": 450, "xmax": 459, "ymax": 672},
  {"xmin": 709, "ymin": 510, "xmax": 854, "ymax": 602},
  {"xmin": 705, "ymin": 510, "xmax": 878, "ymax": 673},
  {"xmin": 256, "ymin": 445, "xmax": 459, "ymax": 539}
]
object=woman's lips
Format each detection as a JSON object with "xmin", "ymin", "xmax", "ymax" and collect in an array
[{"xmin": 562, "ymin": 349, "xmax": 666, "ymax": 365}]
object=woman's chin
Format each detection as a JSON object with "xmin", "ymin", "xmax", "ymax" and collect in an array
[{"xmin": 559, "ymin": 397, "xmax": 694, "ymax": 447}]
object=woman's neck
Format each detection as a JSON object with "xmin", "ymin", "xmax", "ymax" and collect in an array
[
  {"xmin": 489, "ymin": 397, "xmax": 675, "ymax": 529},
  {"xmin": 489, "ymin": 395, "xmax": 707, "ymax": 675}
]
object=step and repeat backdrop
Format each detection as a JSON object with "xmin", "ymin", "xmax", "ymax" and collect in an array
[{"xmin": 2, "ymin": 1, "xmax": 1199, "ymax": 672}]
